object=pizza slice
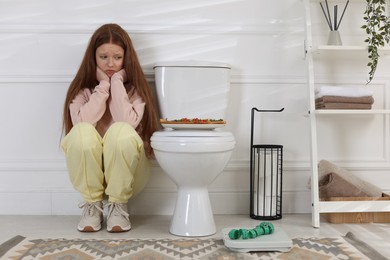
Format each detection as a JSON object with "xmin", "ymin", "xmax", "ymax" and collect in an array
[{"xmin": 160, "ymin": 118, "xmax": 226, "ymax": 124}]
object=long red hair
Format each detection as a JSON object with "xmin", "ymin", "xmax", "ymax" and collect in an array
[{"xmin": 62, "ymin": 23, "xmax": 160, "ymax": 156}]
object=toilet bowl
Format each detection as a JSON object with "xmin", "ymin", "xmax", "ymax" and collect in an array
[
  {"xmin": 151, "ymin": 61, "xmax": 235, "ymax": 236},
  {"xmin": 151, "ymin": 130, "xmax": 235, "ymax": 236}
]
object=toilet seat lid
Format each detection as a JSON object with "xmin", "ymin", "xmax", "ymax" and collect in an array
[{"xmin": 151, "ymin": 130, "xmax": 235, "ymax": 142}]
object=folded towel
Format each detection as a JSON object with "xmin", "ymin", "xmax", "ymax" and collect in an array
[
  {"xmin": 315, "ymin": 96, "xmax": 374, "ymax": 104},
  {"xmin": 316, "ymin": 102, "xmax": 372, "ymax": 109},
  {"xmin": 317, "ymin": 160, "xmax": 383, "ymax": 198},
  {"xmin": 307, "ymin": 160, "xmax": 383, "ymax": 198},
  {"xmin": 319, "ymin": 172, "xmax": 382, "ymax": 198},
  {"xmin": 315, "ymin": 86, "xmax": 374, "ymax": 98}
]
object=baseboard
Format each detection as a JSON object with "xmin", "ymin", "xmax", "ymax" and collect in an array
[{"xmin": 0, "ymin": 189, "xmax": 311, "ymax": 215}]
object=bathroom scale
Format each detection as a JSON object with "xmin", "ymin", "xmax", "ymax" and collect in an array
[{"xmin": 222, "ymin": 226, "xmax": 293, "ymax": 253}]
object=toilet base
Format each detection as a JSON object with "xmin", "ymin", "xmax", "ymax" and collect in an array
[{"xmin": 170, "ymin": 187, "xmax": 216, "ymax": 237}]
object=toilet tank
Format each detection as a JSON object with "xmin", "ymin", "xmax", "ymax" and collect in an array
[{"xmin": 153, "ymin": 61, "xmax": 231, "ymax": 120}]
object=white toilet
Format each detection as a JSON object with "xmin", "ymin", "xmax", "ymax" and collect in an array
[{"xmin": 151, "ymin": 61, "xmax": 236, "ymax": 237}]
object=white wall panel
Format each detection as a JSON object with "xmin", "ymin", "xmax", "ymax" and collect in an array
[
  {"xmin": 0, "ymin": 0, "xmax": 302, "ymax": 28},
  {"xmin": 0, "ymin": 0, "xmax": 389, "ymax": 215},
  {"xmin": 0, "ymin": 82, "xmax": 66, "ymax": 159}
]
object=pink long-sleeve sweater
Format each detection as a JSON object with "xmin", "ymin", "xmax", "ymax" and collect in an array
[{"xmin": 69, "ymin": 75, "xmax": 145, "ymax": 138}]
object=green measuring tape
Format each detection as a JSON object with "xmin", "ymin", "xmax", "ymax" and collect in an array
[{"xmin": 228, "ymin": 222, "xmax": 275, "ymax": 240}]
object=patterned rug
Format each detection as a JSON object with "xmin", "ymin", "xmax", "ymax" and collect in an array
[{"xmin": 0, "ymin": 232, "xmax": 386, "ymax": 260}]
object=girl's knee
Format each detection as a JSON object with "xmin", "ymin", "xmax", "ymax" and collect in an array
[
  {"xmin": 105, "ymin": 122, "xmax": 136, "ymax": 137},
  {"xmin": 62, "ymin": 123, "xmax": 102, "ymax": 152},
  {"xmin": 104, "ymin": 123, "xmax": 143, "ymax": 149}
]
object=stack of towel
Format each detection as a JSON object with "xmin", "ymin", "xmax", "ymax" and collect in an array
[{"xmin": 315, "ymin": 86, "xmax": 374, "ymax": 110}]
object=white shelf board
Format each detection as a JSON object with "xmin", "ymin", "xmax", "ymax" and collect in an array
[
  {"xmin": 314, "ymin": 109, "xmax": 390, "ymax": 115},
  {"xmin": 319, "ymin": 200, "xmax": 390, "ymax": 213},
  {"xmin": 317, "ymin": 45, "xmax": 366, "ymax": 50},
  {"xmin": 311, "ymin": 45, "xmax": 390, "ymax": 56},
  {"xmin": 310, "ymin": 0, "xmax": 364, "ymax": 2}
]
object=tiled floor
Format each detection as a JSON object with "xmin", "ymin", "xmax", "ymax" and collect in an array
[{"xmin": 1, "ymin": 214, "xmax": 389, "ymax": 257}]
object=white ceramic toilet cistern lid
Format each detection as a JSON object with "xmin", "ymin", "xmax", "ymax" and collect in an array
[{"xmin": 153, "ymin": 60, "xmax": 230, "ymax": 69}]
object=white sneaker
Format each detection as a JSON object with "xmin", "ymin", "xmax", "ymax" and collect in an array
[
  {"xmin": 106, "ymin": 202, "xmax": 131, "ymax": 232},
  {"xmin": 77, "ymin": 201, "xmax": 103, "ymax": 232}
]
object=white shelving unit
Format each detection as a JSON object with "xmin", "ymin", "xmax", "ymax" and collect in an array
[{"xmin": 303, "ymin": 0, "xmax": 390, "ymax": 228}]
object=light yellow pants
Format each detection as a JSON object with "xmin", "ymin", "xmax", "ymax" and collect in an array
[{"xmin": 61, "ymin": 122, "xmax": 150, "ymax": 203}]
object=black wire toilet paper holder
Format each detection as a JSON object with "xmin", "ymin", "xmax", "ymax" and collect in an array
[{"xmin": 250, "ymin": 107, "xmax": 284, "ymax": 220}]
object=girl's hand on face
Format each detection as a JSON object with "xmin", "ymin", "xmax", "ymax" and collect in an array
[
  {"xmin": 96, "ymin": 67, "xmax": 110, "ymax": 82},
  {"xmin": 112, "ymin": 69, "xmax": 127, "ymax": 83}
]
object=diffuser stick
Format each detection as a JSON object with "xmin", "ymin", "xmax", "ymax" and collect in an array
[
  {"xmin": 320, "ymin": 2, "xmax": 332, "ymax": 30},
  {"xmin": 336, "ymin": 0, "xmax": 349, "ymax": 30},
  {"xmin": 334, "ymin": 5, "xmax": 338, "ymax": 31},
  {"xmin": 325, "ymin": 0, "xmax": 333, "ymax": 30}
]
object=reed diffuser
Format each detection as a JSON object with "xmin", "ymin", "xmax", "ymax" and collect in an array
[{"xmin": 319, "ymin": 0, "xmax": 350, "ymax": 45}]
